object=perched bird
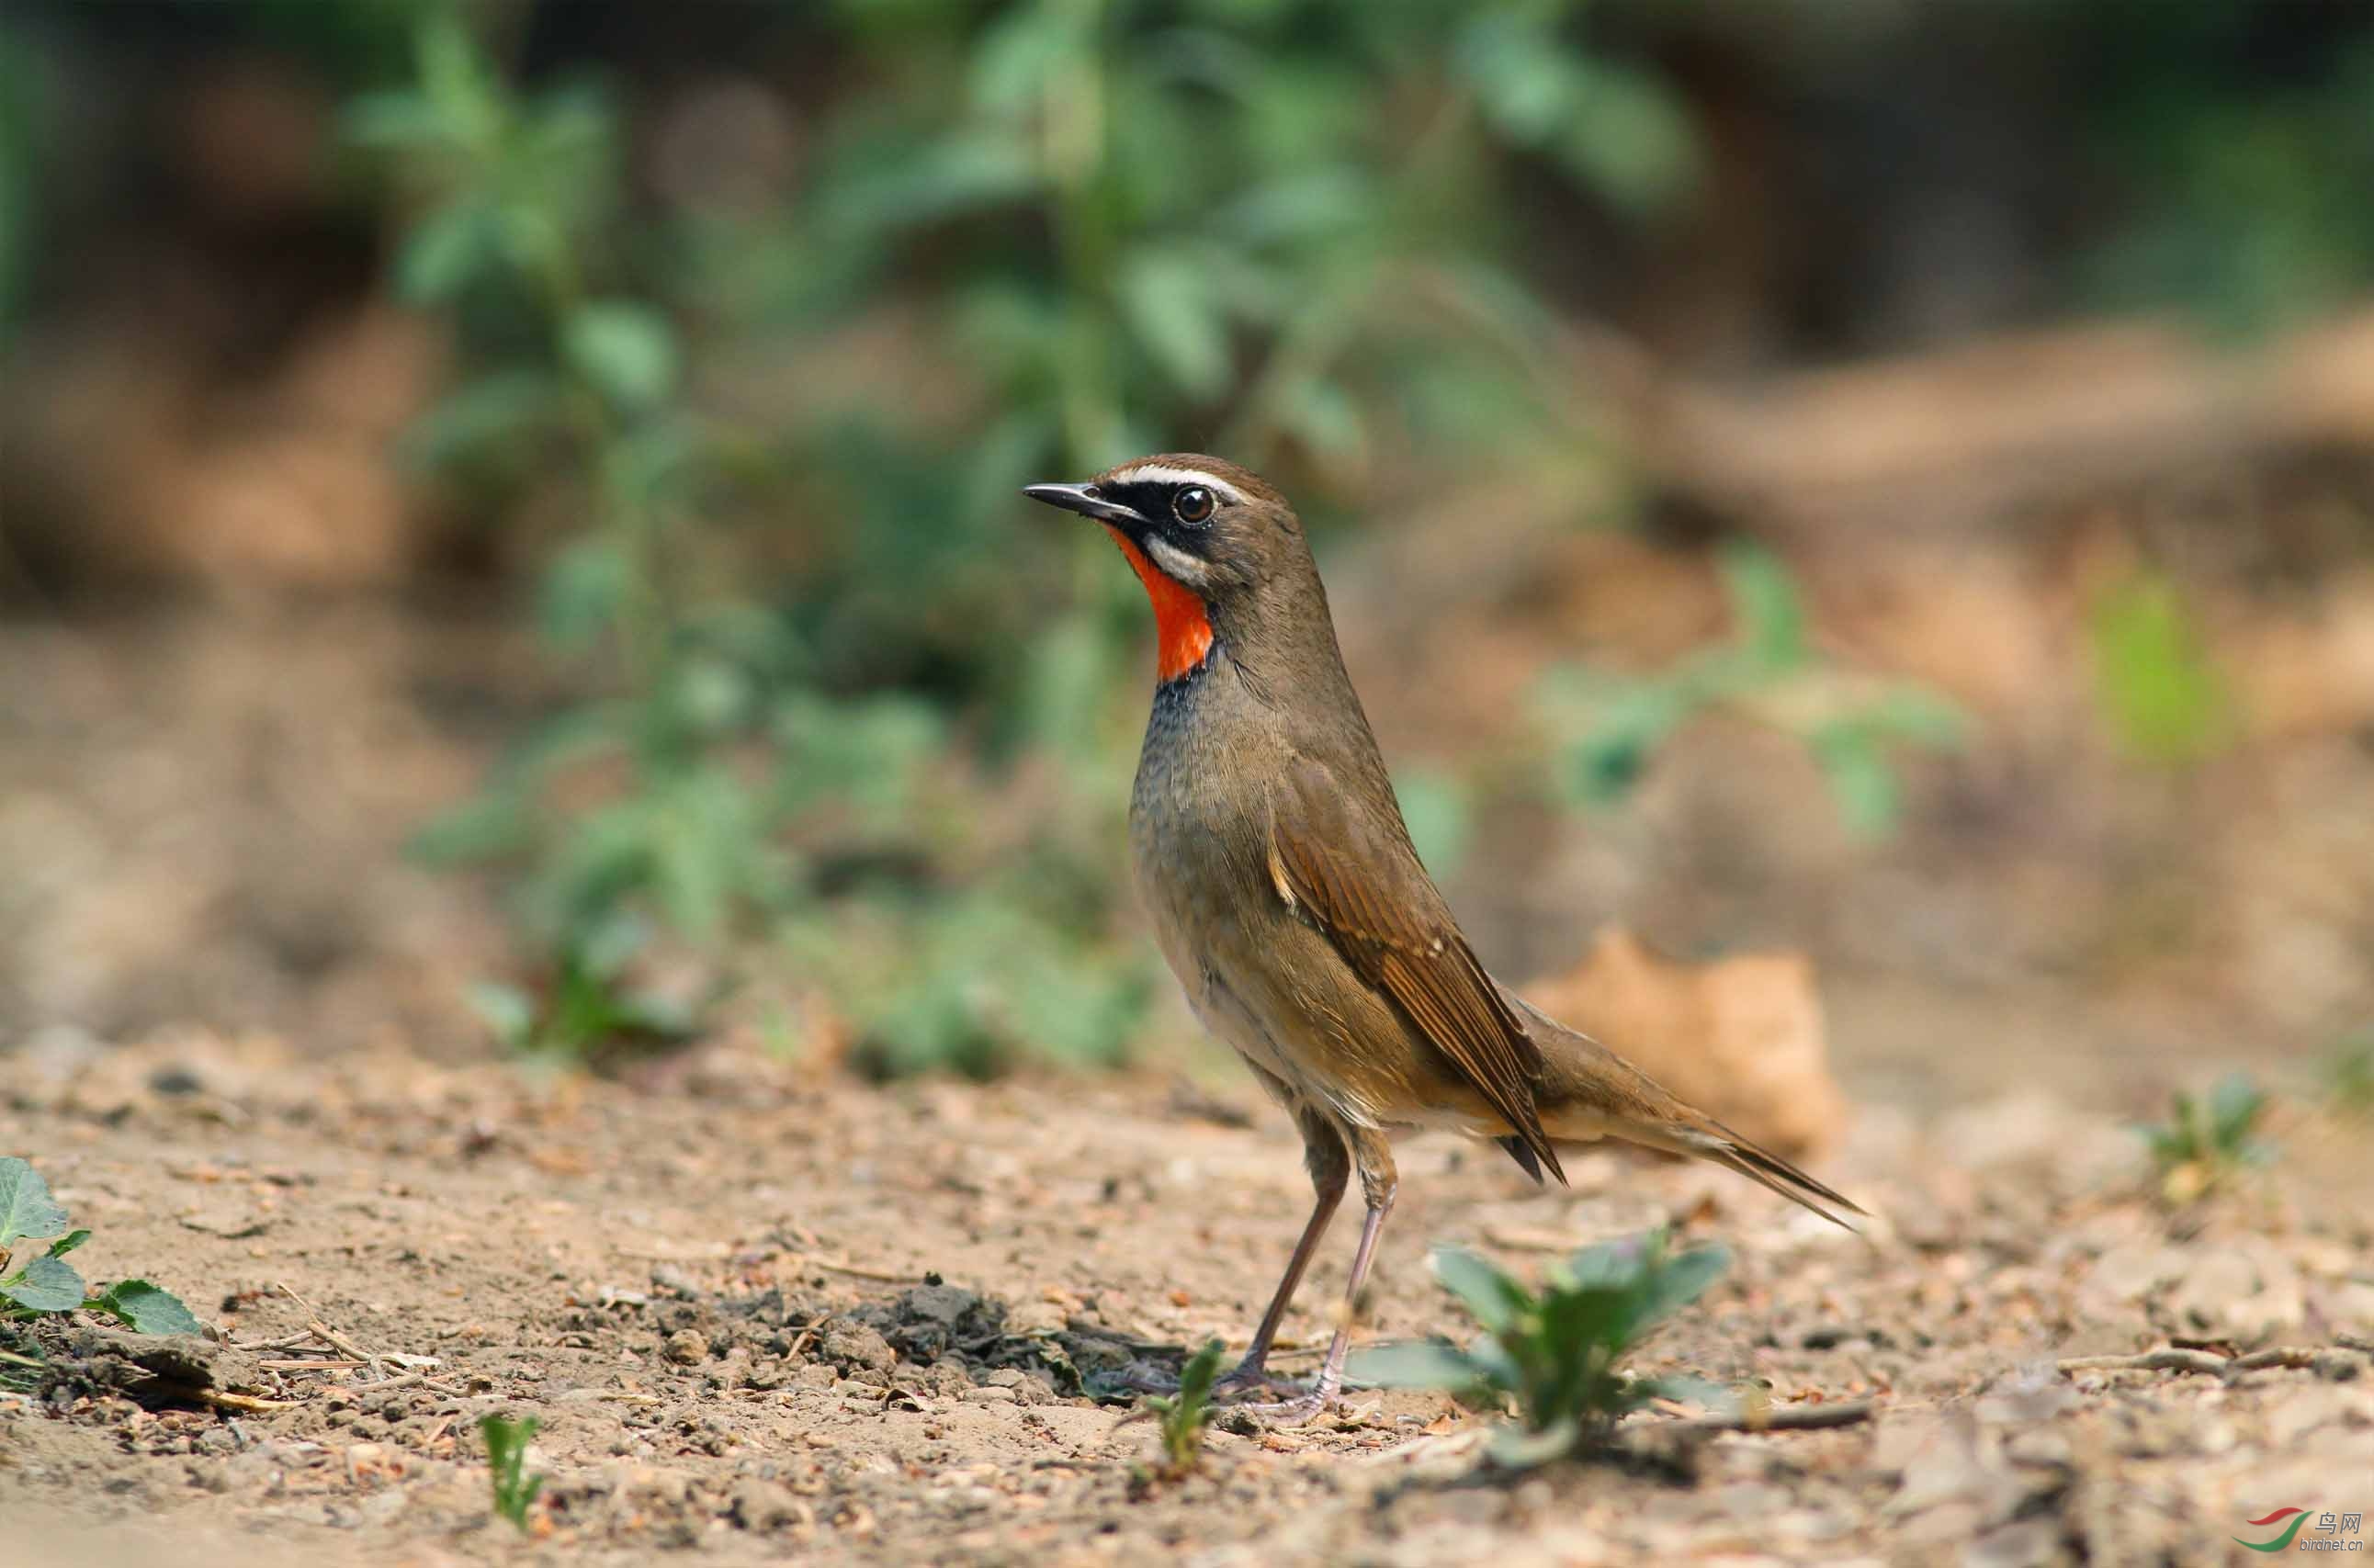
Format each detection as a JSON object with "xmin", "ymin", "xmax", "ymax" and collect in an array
[{"xmin": 1025, "ymin": 455, "xmax": 1861, "ymax": 1412}]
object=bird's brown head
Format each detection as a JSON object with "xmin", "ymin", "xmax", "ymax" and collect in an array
[{"xmin": 1023, "ymin": 453, "xmax": 1322, "ymax": 684}]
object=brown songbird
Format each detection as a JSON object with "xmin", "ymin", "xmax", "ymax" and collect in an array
[{"xmin": 1025, "ymin": 455, "xmax": 1861, "ymax": 1412}]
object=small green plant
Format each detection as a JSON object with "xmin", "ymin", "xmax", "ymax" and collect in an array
[
  {"xmin": 1349, "ymin": 1230, "xmax": 1730, "ymax": 1467},
  {"xmin": 1140, "ymin": 1338, "xmax": 1224, "ymax": 1474},
  {"xmin": 2087, "ymin": 567, "xmax": 2233, "ymax": 767},
  {"xmin": 1, "ymin": 1156, "xmax": 202, "ymax": 1334},
  {"xmin": 2141, "ymin": 1072, "xmax": 2277, "ymax": 1204},
  {"xmin": 479, "ymin": 1413, "xmax": 545, "ymax": 1531},
  {"xmin": 465, "ymin": 916, "xmax": 707, "ymax": 1064},
  {"xmin": 1535, "ymin": 543, "xmax": 1965, "ymax": 838}
]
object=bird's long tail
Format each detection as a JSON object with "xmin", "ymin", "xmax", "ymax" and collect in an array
[{"xmin": 1499, "ymin": 988, "xmax": 1868, "ymax": 1231}]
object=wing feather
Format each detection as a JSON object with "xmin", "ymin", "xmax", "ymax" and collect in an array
[{"xmin": 1268, "ymin": 757, "xmax": 1565, "ymax": 1182}]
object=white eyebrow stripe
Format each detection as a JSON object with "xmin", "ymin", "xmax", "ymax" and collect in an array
[
  {"xmin": 1138, "ymin": 533, "xmax": 1215, "ymax": 587},
  {"xmin": 1107, "ymin": 464, "xmax": 1245, "ymax": 505}
]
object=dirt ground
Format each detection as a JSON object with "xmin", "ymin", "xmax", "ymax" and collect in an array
[{"xmin": 4, "ymin": 1023, "xmax": 2370, "ymax": 1568}]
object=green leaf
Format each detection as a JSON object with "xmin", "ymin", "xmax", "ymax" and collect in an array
[
  {"xmin": 818, "ymin": 134, "xmax": 1038, "ymax": 242},
  {"xmin": 1635, "ymin": 1244, "xmax": 1730, "ymax": 1331},
  {"xmin": 1809, "ymin": 725, "xmax": 1905, "ymax": 839},
  {"xmin": 467, "ymin": 981, "xmax": 537, "ymax": 1049},
  {"xmin": 1117, "ymin": 251, "xmax": 1231, "ymax": 402},
  {"xmin": 2088, "ymin": 569, "xmax": 2231, "ymax": 765},
  {"xmin": 1720, "ymin": 544, "xmax": 1807, "ymax": 671},
  {"xmin": 1637, "ymin": 1372, "xmax": 1736, "ymax": 1415},
  {"xmin": 2207, "ymin": 1072, "xmax": 2269, "ymax": 1155},
  {"xmin": 396, "ymin": 199, "xmax": 503, "ymax": 304},
  {"xmin": 416, "ymin": 13, "xmax": 502, "ymax": 148},
  {"xmin": 480, "ymin": 1413, "xmax": 545, "ymax": 1529},
  {"xmin": 1430, "ymin": 1247, "xmax": 1529, "ymax": 1333},
  {"xmin": 1456, "ymin": 16, "xmax": 1577, "ymax": 147},
  {"xmin": 45, "ymin": 1228, "xmax": 90, "ymax": 1260},
  {"xmin": 1344, "ymin": 1339, "xmax": 1488, "ymax": 1391},
  {"xmin": 564, "ymin": 302, "xmax": 680, "ymax": 412},
  {"xmin": 1556, "ymin": 59, "xmax": 1701, "ymax": 219},
  {"xmin": 1487, "ymin": 1416, "xmax": 1579, "ymax": 1469},
  {"xmin": 92, "ymin": 1280, "xmax": 201, "ymax": 1337},
  {"xmin": 537, "ymin": 538, "xmax": 630, "ymax": 655},
  {"xmin": 0, "ymin": 1157, "xmax": 70, "ymax": 1249},
  {"xmin": 341, "ymin": 89, "xmax": 448, "ymax": 151},
  {"xmin": 1273, "ymin": 376, "xmax": 1364, "ymax": 465},
  {"xmin": 968, "ymin": 3, "xmax": 1081, "ymax": 116},
  {"xmin": 1563, "ymin": 1233, "xmax": 1651, "ymax": 1293},
  {"xmin": 1, "ymin": 1253, "xmax": 85, "ymax": 1314},
  {"xmin": 400, "ymin": 371, "xmax": 563, "ymax": 470}
]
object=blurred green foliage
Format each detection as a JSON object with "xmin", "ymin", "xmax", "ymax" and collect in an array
[
  {"xmin": 2324, "ymin": 1030, "xmax": 2374, "ymax": 1119},
  {"xmin": 16, "ymin": 0, "xmax": 2342, "ymax": 1067},
  {"xmin": 2141, "ymin": 1071, "xmax": 2276, "ymax": 1206},
  {"xmin": 0, "ymin": 20, "xmax": 49, "ymax": 338},
  {"xmin": 2079, "ymin": 17, "xmax": 2374, "ymax": 334},
  {"xmin": 2087, "ymin": 568, "xmax": 2233, "ymax": 766},
  {"xmin": 1535, "ymin": 544, "xmax": 1967, "ymax": 837},
  {"xmin": 349, "ymin": 1, "xmax": 1693, "ymax": 1068}
]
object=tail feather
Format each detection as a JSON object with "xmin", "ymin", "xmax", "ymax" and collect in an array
[
  {"xmin": 1498, "ymin": 983, "xmax": 1867, "ymax": 1231},
  {"xmin": 1686, "ymin": 1121, "xmax": 1866, "ymax": 1231}
]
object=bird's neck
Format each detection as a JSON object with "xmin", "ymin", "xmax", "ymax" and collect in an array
[{"xmin": 1103, "ymin": 526, "xmax": 1216, "ymax": 683}]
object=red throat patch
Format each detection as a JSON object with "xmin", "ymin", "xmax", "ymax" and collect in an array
[{"xmin": 1102, "ymin": 525, "xmax": 1215, "ymax": 682}]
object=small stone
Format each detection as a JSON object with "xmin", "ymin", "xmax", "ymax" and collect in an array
[
  {"xmin": 961, "ymin": 1385, "xmax": 1018, "ymax": 1404},
  {"xmin": 664, "ymin": 1329, "xmax": 710, "ymax": 1366},
  {"xmin": 2005, "ymin": 1430, "xmax": 2072, "ymax": 1469},
  {"xmin": 2086, "ymin": 1242, "xmax": 2189, "ymax": 1306},
  {"xmin": 1964, "ymin": 1517, "xmax": 2063, "ymax": 1568},
  {"xmin": 2172, "ymin": 1238, "xmax": 2305, "ymax": 1335},
  {"xmin": 817, "ymin": 1319, "xmax": 896, "ymax": 1374},
  {"xmin": 1003, "ymin": 1301, "xmax": 1067, "ymax": 1336},
  {"xmin": 2312, "ymin": 1350, "xmax": 2365, "ymax": 1382},
  {"xmin": 2266, "ymin": 1386, "xmax": 2367, "ymax": 1448},
  {"xmin": 730, "ymin": 1478, "xmax": 808, "ymax": 1531}
]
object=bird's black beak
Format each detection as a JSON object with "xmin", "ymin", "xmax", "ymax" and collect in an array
[{"xmin": 1022, "ymin": 482, "xmax": 1147, "ymax": 528}]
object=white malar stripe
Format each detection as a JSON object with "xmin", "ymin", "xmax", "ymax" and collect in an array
[
  {"xmin": 1105, "ymin": 463, "xmax": 1245, "ymax": 506},
  {"xmin": 1139, "ymin": 532, "xmax": 1214, "ymax": 587}
]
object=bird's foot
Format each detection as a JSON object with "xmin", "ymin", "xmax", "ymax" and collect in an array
[
  {"xmin": 1208, "ymin": 1363, "xmax": 1359, "ymax": 1426},
  {"xmin": 1209, "ymin": 1360, "xmax": 1289, "ymax": 1401},
  {"xmin": 1216, "ymin": 1383, "xmax": 1343, "ymax": 1427}
]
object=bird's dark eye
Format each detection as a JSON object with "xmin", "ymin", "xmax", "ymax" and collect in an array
[{"xmin": 1172, "ymin": 486, "xmax": 1215, "ymax": 525}]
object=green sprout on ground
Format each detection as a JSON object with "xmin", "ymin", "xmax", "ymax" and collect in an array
[
  {"xmin": 2142, "ymin": 1072, "xmax": 2278, "ymax": 1205},
  {"xmin": 1140, "ymin": 1338, "xmax": 1225, "ymax": 1475},
  {"xmin": 1349, "ymin": 1230, "xmax": 1731, "ymax": 1468},
  {"xmin": 479, "ymin": 1414, "xmax": 545, "ymax": 1530},
  {"xmin": 2, "ymin": 1156, "xmax": 202, "ymax": 1337}
]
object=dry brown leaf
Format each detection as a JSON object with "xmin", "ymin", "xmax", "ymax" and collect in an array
[{"xmin": 1521, "ymin": 926, "xmax": 1846, "ymax": 1158}]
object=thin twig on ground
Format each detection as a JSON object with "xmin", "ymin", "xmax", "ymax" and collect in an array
[
  {"xmin": 2057, "ymin": 1348, "xmax": 2230, "ymax": 1376},
  {"xmin": 1657, "ymin": 1398, "xmax": 1878, "ymax": 1437},
  {"xmin": 792, "ymin": 1254, "xmax": 924, "ymax": 1283}
]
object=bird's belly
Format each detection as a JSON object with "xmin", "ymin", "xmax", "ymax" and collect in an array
[
  {"xmin": 1142, "ymin": 896, "xmax": 1311, "ymax": 1103},
  {"xmin": 1136, "ymin": 863, "xmax": 1432, "ymax": 1130}
]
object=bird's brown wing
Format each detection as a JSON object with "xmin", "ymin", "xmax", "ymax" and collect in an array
[{"xmin": 1267, "ymin": 756, "xmax": 1566, "ymax": 1183}]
